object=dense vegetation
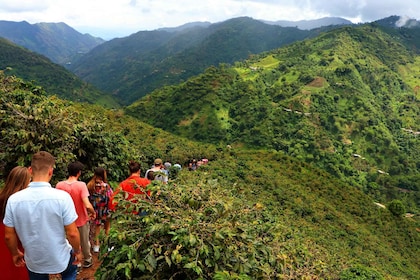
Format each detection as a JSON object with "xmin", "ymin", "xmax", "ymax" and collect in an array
[
  {"xmin": 126, "ymin": 24, "xmax": 420, "ymax": 216},
  {"xmin": 1, "ymin": 71, "xmax": 419, "ymax": 279},
  {"xmin": 1, "ymin": 18, "xmax": 420, "ymax": 279},
  {"xmin": 0, "ymin": 38, "xmax": 118, "ymax": 107},
  {"xmin": 0, "ymin": 71, "xmax": 213, "ymax": 182}
]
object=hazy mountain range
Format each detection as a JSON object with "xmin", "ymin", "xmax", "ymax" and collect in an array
[{"xmin": 0, "ymin": 20, "xmax": 104, "ymax": 65}]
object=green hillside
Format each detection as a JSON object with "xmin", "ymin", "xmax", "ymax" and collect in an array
[
  {"xmin": 125, "ymin": 24, "xmax": 420, "ymax": 211},
  {"xmin": 1, "ymin": 72, "xmax": 419, "ymax": 279},
  {"xmin": 0, "ymin": 38, "xmax": 118, "ymax": 107}
]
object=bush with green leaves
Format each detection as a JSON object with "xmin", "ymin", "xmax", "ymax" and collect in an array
[
  {"xmin": 0, "ymin": 72, "xmax": 139, "ymax": 182},
  {"xmin": 387, "ymin": 200, "xmax": 405, "ymax": 217},
  {"xmin": 339, "ymin": 264, "xmax": 384, "ymax": 280},
  {"xmin": 97, "ymin": 177, "xmax": 283, "ymax": 279}
]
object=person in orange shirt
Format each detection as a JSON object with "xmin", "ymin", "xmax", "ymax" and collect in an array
[
  {"xmin": 0, "ymin": 166, "xmax": 31, "ymax": 280},
  {"xmin": 110, "ymin": 161, "xmax": 150, "ymax": 214}
]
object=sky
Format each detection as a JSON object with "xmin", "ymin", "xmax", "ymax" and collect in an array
[{"xmin": 0, "ymin": 0, "xmax": 419, "ymax": 39}]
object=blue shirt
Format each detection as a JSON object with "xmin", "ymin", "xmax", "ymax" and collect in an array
[{"xmin": 3, "ymin": 182, "xmax": 78, "ymax": 274}]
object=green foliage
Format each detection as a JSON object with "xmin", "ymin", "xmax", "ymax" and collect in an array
[
  {"xmin": 339, "ymin": 265, "xmax": 384, "ymax": 280},
  {"xmin": 1, "ymin": 72, "xmax": 419, "ymax": 279},
  {"xmin": 388, "ymin": 200, "xmax": 406, "ymax": 217},
  {"xmin": 96, "ymin": 150, "xmax": 420, "ymax": 279},
  {"xmin": 0, "ymin": 71, "xmax": 215, "ymax": 183}
]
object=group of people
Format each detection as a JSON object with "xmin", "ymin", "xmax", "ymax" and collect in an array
[{"xmin": 0, "ymin": 151, "xmax": 174, "ymax": 280}]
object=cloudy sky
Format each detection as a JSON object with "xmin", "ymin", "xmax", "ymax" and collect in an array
[{"xmin": 0, "ymin": 0, "xmax": 418, "ymax": 39}]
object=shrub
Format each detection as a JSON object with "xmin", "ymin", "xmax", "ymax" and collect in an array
[
  {"xmin": 388, "ymin": 200, "xmax": 405, "ymax": 217},
  {"xmin": 339, "ymin": 264, "xmax": 384, "ymax": 280}
]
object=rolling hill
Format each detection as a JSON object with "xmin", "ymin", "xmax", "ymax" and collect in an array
[{"xmin": 125, "ymin": 23, "xmax": 420, "ymax": 209}]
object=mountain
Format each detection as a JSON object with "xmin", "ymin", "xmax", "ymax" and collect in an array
[
  {"xmin": 125, "ymin": 23, "xmax": 420, "ymax": 202},
  {"xmin": 373, "ymin": 16, "xmax": 420, "ymax": 53},
  {"xmin": 262, "ymin": 16, "xmax": 352, "ymax": 30},
  {"xmin": 0, "ymin": 20, "xmax": 104, "ymax": 65},
  {"xmin": 0, "ymin": 37, "xmax": 118, "ymax": 106},
  {"xmin": 70, "ymin": 17, "xmax": 346, "ymax": 105},
  {"xmin": 157, "ymin": 21, "xmax": 211, "ymax": 32}
]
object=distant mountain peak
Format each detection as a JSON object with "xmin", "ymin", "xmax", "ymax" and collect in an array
[
  {"xmin": 261, "ymin": 17, "xmax": 352, "ymax": 30},
  {"xmin": 395, "ymin": 15, "xmax": 420, "ymax": 28},
  {"xmin": 374, "ymin": 15, "xmax": 420, "ymax": 28}
]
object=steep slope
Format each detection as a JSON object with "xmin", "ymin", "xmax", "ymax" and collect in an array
[
  {"xmin": 70, "ymin": 17, "xmax": 325, "ymax": 105},
  {"xmin": 0, "ymin": 38, "xmax": 117, "ymax": 106},
  {"xmin": 125, "ymin": 24, "xmax": 420, "ymax": 206},
  {"xmin": 0, "ymin": 20, "xmax": 104, "ymax": 65}
]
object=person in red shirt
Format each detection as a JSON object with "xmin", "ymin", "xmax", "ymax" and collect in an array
[
  {"xmin": 110, "ymin": 161, "xmax": 150, "ymax": 214},
  {"xmin": 56, "ymin": 161, "xmax": 96, "ymax": 268},
  {"xmin": 0, "ymin": 166, "xmax": 31, "ymax": 280}
]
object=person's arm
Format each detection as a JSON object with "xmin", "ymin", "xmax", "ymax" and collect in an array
[
  {"xmin": 64, "ymin": 222, "xmax": 82, "ymax": 265},
  {"xmin": 4, "ymin": 226, "xmax": 25, "ymax": 267},
  {"xmin": 82, "ymin": 197, "xmax": 96, "ymax": 220}
]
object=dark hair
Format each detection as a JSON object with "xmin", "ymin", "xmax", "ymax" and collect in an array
[
  {"xmin": 147, "ymin": 170, "xmax": 155, "ymax": 180},
  {"xmin": 67, "ymin": 161, "xmax": 84, "ymax": 177},
  {"xmin": 87, "ymin": 166, "xmax": 108, "ymax": 195},
  {"xmin": 93, "ymin": 167, "xmax": 107, "ymax": 181},
  {"xmin": 128, "ymin": 161, "xmax": 141, "ymax": 174}
]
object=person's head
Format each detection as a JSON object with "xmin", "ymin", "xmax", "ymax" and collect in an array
[
  {"xmin": 93, "ymin": 166, "xmax": 107, "ymax": 182},
  {"xmin": 67, "ymin": 161, "xmax": 84, "ymax": 177},
  {"xmin": 128, "ymin": 160, "xmax": 141, "ymax": 174},
  {"xmin": 147, "ymin": 170, "xmax": 155, "ymax": 180},
  {"xmin": 29, "ymin": 151, "xmax": 55, "ymax": 179},
  {"xmin": 0, "ymin": 166, "xmax": 31, "ymax": 218},
  {"xmin": 154, "ymin": 158, "xmax": 163, "ymax": 167}
]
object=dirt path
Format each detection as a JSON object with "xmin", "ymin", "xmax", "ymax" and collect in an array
[{"xmin": 77, "ymin": 253, "xmax": 100, "ymax": 280}]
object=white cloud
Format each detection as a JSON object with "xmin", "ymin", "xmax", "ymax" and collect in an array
[{"xmin": 0, "ymin": 0, "xmax": 419, "ymax": 39}]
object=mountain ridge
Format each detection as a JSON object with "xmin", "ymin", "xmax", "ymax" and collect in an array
[
  {"xmin": 70, "ymin": 16, "xmax": 335, "ymax": 105},
  {"xmin": 0, "ymin": 20, "xmax": 105, "ymax": 65}
]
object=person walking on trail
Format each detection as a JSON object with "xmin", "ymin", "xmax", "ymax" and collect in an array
[
  {"xmin": 3, "ymin": 151, "xmax": 81, "ymax": 280},
  {"xmin": 0, "ymin": 166, "xmax": 31, "ymax": 280},
  {"xmin": 144, "ymin": 158, "xmax": 168, "ymax": 184},
  {"xmin": 110, "ymin": 160, "xmax": 151, "ymax": 214},
  {"xmin": 56, "ymin": 161, "xmax": 96, "ymax": 269},
  {"xmin": 87, "ymin": 167, "xmax": 113, "ymax": 253}
]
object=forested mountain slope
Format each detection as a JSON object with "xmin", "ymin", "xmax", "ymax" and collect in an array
[
  {"xmin": 0, "ymin": 20, "xmax": 104, "ymax": 65},
  {"xmin": 70, "ymin": 17, "xmax": 334, "ymax": 105},
  {"xmin": 1, "ymin": 72, "xmax": 419, "ymax": 279},
  {"xmin": 0, "ymin": 38, "xmax": 118, "ymax": 106},
  {"xmin": 126, "ymin": 24, "xmax": 420, "ymax": 211}
]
